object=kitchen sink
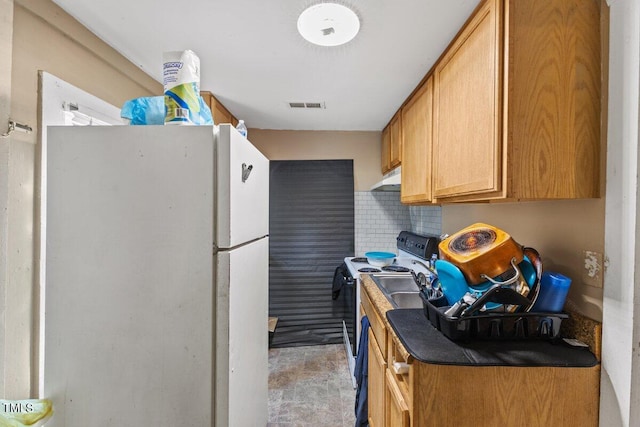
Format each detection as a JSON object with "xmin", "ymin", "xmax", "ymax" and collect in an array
[
  {"xmin": 388, "ymin": 292, "xmax": 423, "ymax": 309},
  {"xmin": 370, "ymin": 274, "xmax": 423, "ymax": 309},
  {"xmin": 370, "ymin": 274, "xmax": 420, "ymax": 293}
]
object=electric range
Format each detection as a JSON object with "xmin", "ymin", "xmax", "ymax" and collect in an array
[{"xmin": 341, "ymin": 231, "xmax": 441, "ymax": 384}]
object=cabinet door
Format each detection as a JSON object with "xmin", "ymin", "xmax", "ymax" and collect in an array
[
  {"xmin": 389, "ymin": 113, "xmax": 402, "ymax": 169},
  {"xmin": 200, "ymin": 91, "xmax": 237, "ymax": 126},
  {"xmin": 368, "ymin": 329, "xmax": 386, "ymax": 427},
  {"xmin": 433, "ymin": 0, "xmax": 502, "ymax": 199},
  {"xmin": 385, "ymin": 369, "xmax": 410, "ymax": 427},
  {"xmin": 381, "ymin": 125, "xmax": 392, "ymax": 173},
  {"xmin": 401, "ymin": 77, "xmax": 433, "ymax": 203},
  {"xmin": 505, "ymin": 0, "xmax": 601, "ymax": 199},
  {"xmin": 213, "ymin": 102, "xmax": 234, "ymax": 126}
]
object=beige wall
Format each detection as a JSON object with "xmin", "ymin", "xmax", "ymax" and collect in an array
[
  {"xmin": 249, "ymin": 129, "xmax": 382, "ymax": 191},
  {"xmin": 12, "ymin": 0, "xmax": 161, "ymax": 135},
  {"xmin": 3, "ymin": 0, "xmax": 162, "ymax": 397}
]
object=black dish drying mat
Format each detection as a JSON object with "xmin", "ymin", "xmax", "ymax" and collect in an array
[{"xmin": 386, "ymin": 309, "xmax": 598, "ymax": 367}]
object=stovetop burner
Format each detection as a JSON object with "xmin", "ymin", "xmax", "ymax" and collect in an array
[
  {"xmin": 382, "ymin": 265, "xmax": 411, "ymax": 273},
  {"xmin": 351, "ymin": 257, "xmax": 369, "ymax": 263},
  {"xmin": 358, "ymin": 267, "xmax": 381, "ymax": 273}
]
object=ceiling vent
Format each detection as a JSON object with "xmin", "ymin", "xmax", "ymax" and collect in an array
[{"xmin": 288, "ymin": 102, "xmax": 326, "ymax": 109}]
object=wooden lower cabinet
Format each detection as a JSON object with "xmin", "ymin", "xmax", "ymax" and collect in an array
[
  {"xmin": 385, "ymin": 369, "xmax": 410, "ymax": 427},
  {"xmin": 368, "ymin": 329, "xmax": 386, "ymax": 427},
  {"xmin": 361, "ymin": 280, "xmax": 600, "ymax": 427},
  {"xmin": 371, "ymin": 347, "xmax": 599, "ymax": 427},
  {"xmin": 409, "ymin": 363, "xmax": 599, "ymax": 427}
]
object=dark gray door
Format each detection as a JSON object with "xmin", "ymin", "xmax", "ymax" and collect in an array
[{"xmin": 269, "ymin": 160, "xmax": 355, "ymax": 348}]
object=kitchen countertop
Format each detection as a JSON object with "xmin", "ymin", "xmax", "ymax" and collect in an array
[
  {"xmin": 387, "ymin": 309, "xmax": 598, "ymax": 367},
  {"xmin": 361, "ymin": 274, "xmax": 599, "ymax": 367},
  {"xmin": 360, "ymin": 274, "xmax": 412, "ymax": 362}
]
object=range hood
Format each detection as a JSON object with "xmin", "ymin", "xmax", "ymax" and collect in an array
[{"xmin": 370, "ymin": 167, "xmax": 401, "ymax": 192}]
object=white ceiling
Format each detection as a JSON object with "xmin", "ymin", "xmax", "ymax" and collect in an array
[{"xmin": 52, "ymin": 0, "xmax": 481, "ymax": 131}]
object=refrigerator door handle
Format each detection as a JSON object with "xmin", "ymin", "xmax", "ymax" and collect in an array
[{"xmin": 242, "ymin": 163, "xmax": 253, "ymax": 183}]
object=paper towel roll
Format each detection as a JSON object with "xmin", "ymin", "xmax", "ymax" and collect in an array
[{"xmin": 163, "ymin": 50, "xmax": 201, "ymax": 125}]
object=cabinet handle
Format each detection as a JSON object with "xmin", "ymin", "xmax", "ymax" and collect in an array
[{"xmin": 392, "ymin": 361, "xmax": 410, "ymax": 375}]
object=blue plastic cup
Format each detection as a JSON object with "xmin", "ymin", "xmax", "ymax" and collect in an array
[{"xmin": 531, "ymin": 272, "xmax": 572, "ymax": 313}]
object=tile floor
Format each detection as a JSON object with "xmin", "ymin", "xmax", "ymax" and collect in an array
[{"xmin": 268, "ymin": 344, "xmax": 356, "ymax": 427}]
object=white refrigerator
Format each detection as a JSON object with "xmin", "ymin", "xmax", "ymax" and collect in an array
[{"xmin": 44, "ymin": 124, "xmax": 269, "ymax": 426}]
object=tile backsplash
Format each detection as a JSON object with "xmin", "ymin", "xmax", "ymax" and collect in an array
[
  {"xmin": 354, "ymin": 192, "xmax": 442, "ymax": 255},
  {"xmin": 409, "ymin": 205, "xmax": 442, "ymax": 236}
]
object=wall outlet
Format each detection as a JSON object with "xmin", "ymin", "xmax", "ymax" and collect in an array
[{"xmin": 582, "ymin": 250, "xmax": 604, "ymax": 288}]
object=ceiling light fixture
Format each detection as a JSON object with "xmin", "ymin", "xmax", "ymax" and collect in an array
[{"xmin": 297, "ymin": 3, "xmax": 360, "ymax": 47}]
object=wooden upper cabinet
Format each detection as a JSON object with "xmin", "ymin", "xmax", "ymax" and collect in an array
[
  {"xmin": 432, "ymin": 0, "xmax": 601, "ymax": 201},
  {"xmin": 381, "ymin": 125, "xmax": 392, "ymax": 173},
  {"xmin": 389, "ymin": 113, "xmax": 402, "ymax": 169},
  {"xmin": 401, "ymin": 76, "xmax": 434, "ymax": 204},
  {"xmin": 381, "ymin": 113, "xmax": 402, "ymax": 174},
  {"xmin": 433, "ymin": 0, "xmax": 502, "ymax": 199},
  {"xmin": 200, "ymin": 91, "xmax": 238, "ymax": 127},
  {"xmin": 505, "ymin": 0, "xmax": 601, "ymax": 199}
]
